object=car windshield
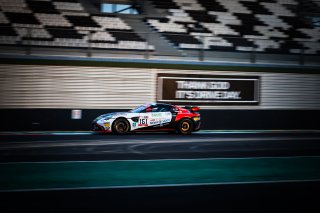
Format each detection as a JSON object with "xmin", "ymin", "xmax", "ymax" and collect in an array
[{"xmin": 129, "ymin": 105, "xmax": 148, "ymax": 113}]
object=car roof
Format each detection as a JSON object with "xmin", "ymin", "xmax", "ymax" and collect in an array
[{"xmin": 150, "ymin": 103, "xmax": 173, "ymax": 107}]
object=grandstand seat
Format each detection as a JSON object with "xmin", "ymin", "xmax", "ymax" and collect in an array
[
  {"xmin": 66, "ymin": 16, "xmax": 100, "ymax": 28},
  {"xmin": 27, "ymin": 1, "xmax": 58, "ymax": 14},
  {"xmin": 5, "ymin": 12, "xmax": 41, "ymax": 25},
  {"xmin": 0, "ymin": 0, "xmax": 154, "ymax": 51},
  {"xmin": 47, "ymin": 27, "xmax": 83, "ymax": 39},
  {"xmin": 148, "ymin": 0, "xmax": 179, "ymax": 9},
  {"xmin": 0, "ymin": 0, "xmax": 318, "ymax": 55},
  {"xmin": 145, "ymin": 0, "xmax": 320, "ymax": 54}
]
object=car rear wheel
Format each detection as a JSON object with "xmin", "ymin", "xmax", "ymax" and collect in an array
[
  {"xmin": 177, "ymin": 119, "xmax": 194, "ymax": 135},
  {"xmin": 112, "ymin": 118, "xmax": 130, "ymax": 134}
]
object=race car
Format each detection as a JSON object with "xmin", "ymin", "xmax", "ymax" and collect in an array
[{"xmin": 92, "ymin": 103, "xmax": 201, "ymax": 134}]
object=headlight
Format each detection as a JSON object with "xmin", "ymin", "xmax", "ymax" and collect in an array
[
  {"xmin": 93, "ymin": 115, "xmax": 112, "ymax": 123},
  {"xmin": 94, "ymin": 115, "xmax": 104, "ymax": 121}
]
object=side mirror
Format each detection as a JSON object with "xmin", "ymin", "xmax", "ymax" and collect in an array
[{"xmin": 171, "ymin": 108, "xmax": 178, "ymax": 113}]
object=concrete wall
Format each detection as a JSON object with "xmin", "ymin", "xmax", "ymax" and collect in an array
[
  {"xmin": 0, "ymin": 64, "xmax": 319, "ymax": 109},
  {"xmin": 0, "ymin": 64, "xmax": 319, "ymax": 131}
]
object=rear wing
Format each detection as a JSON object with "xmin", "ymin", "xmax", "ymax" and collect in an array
[{"xmin": 184, "ymin": 106, "xmax": 200, "ymax": 112}]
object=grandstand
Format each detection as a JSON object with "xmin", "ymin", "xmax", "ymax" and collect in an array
[{"xmin": 0, "ymin": 0, "xmax": 319, "ymax": 64}]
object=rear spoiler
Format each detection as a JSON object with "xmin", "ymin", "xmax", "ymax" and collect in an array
[{"xmin": 184, "ymin": 106, "xmax": 200, "ymax": 112}]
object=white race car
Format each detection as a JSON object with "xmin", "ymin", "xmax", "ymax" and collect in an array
[{"xmin": 92, "ymin": 103, "xmax": 201, "ymax": 134}]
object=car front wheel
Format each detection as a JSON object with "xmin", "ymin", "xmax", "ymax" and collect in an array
[{"xmin": 112, "ymin": 118, "xmax": 130, "ymax": 134}]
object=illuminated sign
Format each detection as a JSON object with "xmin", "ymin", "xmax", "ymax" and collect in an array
[{"xmin": 157, "ymin": 74, "xmax": 260, "ymax": 105}]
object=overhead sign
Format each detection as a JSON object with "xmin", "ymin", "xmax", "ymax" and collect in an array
[{"xmin": 157, "ymin": 74, "xmax": 260, "ymax": 105}]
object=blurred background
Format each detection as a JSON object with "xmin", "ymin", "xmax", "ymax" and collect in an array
[{"xmin": 0, "ymin": 0, "xmax": 319, "ymax": 131}]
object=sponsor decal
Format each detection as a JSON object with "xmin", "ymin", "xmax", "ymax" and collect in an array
[
  {"xmin": 151, "ymin": 113, "xmax": 161, "ymax": 117},
  {"xmin": 150, "ymin": 120, "xmax": 160, "ymax": 125},
  {"xmin": 141, "ymin": 116, "xmax": 149, "ymax": 119},
  {"xmin": 132, "ymin": 122, "xmax": 137, "ymax": 127},
  {"xmin": 103, "ymin": 123, "xmax": 110, "ymax": 127},
  {"xmin": 161, "ymin": 118, "xmax": 171, "ymax": 123}
]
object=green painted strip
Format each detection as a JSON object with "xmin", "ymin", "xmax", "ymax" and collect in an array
[{"xmin": 1, "ymin": 157, "xmax": 320, "ymax": 191}]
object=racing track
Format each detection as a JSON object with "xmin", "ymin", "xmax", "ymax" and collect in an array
[{"xmin": 1, "ymin": 131, "xmax": 320, "ymax": 212}]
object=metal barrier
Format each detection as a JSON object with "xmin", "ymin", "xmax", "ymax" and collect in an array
[{"xmin": 0, "ymin": 26, "xmax": 319, "ymax": 65}]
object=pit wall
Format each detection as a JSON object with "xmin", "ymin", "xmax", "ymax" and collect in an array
[{"xmin": 1, "ymin": 109, "xmax": 319, "ymax": 131}]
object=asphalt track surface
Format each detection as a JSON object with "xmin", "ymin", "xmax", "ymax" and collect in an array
[{"xmin": 1, "ymin": 130, "xmax": 320, "ymax": 212}]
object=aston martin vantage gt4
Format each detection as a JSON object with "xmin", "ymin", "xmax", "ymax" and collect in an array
[{"xmin": 92, "ymin": 103, "xmax": 200, "ymax": 134}]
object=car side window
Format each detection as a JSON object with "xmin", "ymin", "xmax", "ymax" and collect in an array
[
  {"xmin": 151, "ymin": 107, "xmax": 158, "ymax": 112},
  {"xmin": 152, "ymin": 105, "xmax": 172, "ymax": 112},
  {"xmin": 159, "ymin": 107, "xmax": 167, "ymax": 112},
  {"xmin": 141, "ymin": 105, "xmax": 173, "ymax": 113},
  {"xmin": 140, "ymin": 107, "xmax": 151, "ymax": 113}
]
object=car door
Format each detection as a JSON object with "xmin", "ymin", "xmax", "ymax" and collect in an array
[{"xmin": 138, "ymin": 105, "xmax": 172, "ymax": 129}]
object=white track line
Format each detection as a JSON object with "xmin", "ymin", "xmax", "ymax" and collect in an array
[
  {"xmin": 1, "ymin": 179, "xmax": 320, "ymax": 192},
  {"xmin": 1, "ymin": 136, "xmax": 320, "ymax": 150},
  {"xmin": 1, "ymin": 155, "xmax": 319, "ymax": 164}
]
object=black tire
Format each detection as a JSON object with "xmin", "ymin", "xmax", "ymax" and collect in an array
[
  {"xmin": 112, "ymin": 118, "xmax": 130, "ymax": 134},
  {"xmin": 177, "ymin": 119, "xmax": 194, "ymax": 135}
]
